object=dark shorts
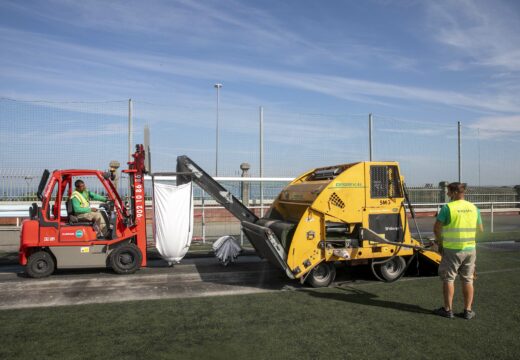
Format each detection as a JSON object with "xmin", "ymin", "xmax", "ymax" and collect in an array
[{"xmin": 438, "ymin": 249, "xmax": 476, "ymax": 284}]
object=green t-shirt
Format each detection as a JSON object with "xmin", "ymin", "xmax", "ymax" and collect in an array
[
  {"xmin": 437, "ymin": 202, "xmax": 482, "ymax": 226},
  {"xmin": 71, "ymin": 190, "xmax": 107, "ymax": 214}
]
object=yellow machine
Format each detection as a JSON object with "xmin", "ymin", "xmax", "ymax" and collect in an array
[
  {"xmin": 242, "ymin": 161, "xmax": 441, "ymax": 287},
  {"xmin": 177, "ymin": 156, "xmax": 440, "ymax": 287}
]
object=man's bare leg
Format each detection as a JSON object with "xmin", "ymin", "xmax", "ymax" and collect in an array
[
  {"xmin": 443, "ymin": 281, "xmax": 454, "ymax": 310},
  {"xmin": 462, "ymin": 282, "xmax": 474, "ymax": 310}
]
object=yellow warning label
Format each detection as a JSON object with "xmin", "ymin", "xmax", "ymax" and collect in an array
[{"xmin": 80, "ymin": 247, "xmax": 90, "ymax": 253}]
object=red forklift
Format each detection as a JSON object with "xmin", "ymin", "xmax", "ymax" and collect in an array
[{"xmin": 19, "ymin": 145, "xmax": 148, "ymax": 278}]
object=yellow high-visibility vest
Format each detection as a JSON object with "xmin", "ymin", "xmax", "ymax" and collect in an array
[
  {"xmin": 442, "ymin": 200, "xmax": 478, "ymax": 251},
  {"xmin": 71, "ymin": 191, "xmax": 90, "ymax": 208}
]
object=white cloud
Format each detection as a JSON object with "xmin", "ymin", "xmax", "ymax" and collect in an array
[
  {"xmin": 426, "ymin": 0, "xmax": 520, "ymax": 72},
  {"xmin": 2, "ymin": 24, "xmax": 520, "ymax": 119},
  {"xmin": 2, "ymin": 0, "xmax": 421, "ymax": 73},
  {"xmin": 376, "ymin": 128, "xmax": 447, "ymax": 136},
  {"xmin": 470, "ymin": 115, "xmax": 520, "ymax": 139}
]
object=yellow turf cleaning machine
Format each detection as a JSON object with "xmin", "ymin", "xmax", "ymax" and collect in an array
[{"xmin": 177, "ymin": 157, "xmax": 441, "ymax": 287}]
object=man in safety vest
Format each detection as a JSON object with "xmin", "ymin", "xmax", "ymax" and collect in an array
[
  {"xmin": 433, "ymin": 182, "xmax": 483, "ymax": 319},
  {"xmin": 71, "ymin": 179, "xmax": 108, "ymax": 238}
]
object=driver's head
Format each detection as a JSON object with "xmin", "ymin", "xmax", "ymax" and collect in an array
[{"xmin": 75, "ymin": 179, "xmax": 86, "ymax": 192}]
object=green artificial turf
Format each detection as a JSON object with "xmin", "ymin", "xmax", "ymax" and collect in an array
[{"xmin": 1, "ymin": 246, "xmax": 519, "ymax": 360}]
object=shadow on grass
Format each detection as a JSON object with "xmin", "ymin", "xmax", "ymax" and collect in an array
[
  {"xmin": 194, "ymin": 256, "xmax": 296, "ymax": 291},
  {"xmin": 305, "ymin": 286, "xmax": 432, "ymax": 315}
]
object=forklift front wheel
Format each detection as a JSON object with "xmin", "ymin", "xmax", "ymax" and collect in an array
[
  {"xmin": 26, "ymin": 251, "xmax": 56, "ymax": 278},
  {"xmin": 109, "ymin": 244, "xmax": 142, "ymax": 275},
  {"xmin": 307, "ymin": 262, "xmax": 336, "ymax": 288}
]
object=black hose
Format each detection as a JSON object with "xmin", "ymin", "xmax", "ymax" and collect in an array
[
  {"xmin": 403, "ymin": 182, "xmax": 425, "ymax": 246},
  {"xmin": 403, "ymin": 182, "xmax": 429, "ymax": 274},
  {"xmin": 371, "ymin": 251, "xmax": 418, "ymax": 283}
]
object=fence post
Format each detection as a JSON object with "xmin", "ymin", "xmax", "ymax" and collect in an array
[
  {"xmin": 439, "ymin": 181, "xmax": 449, "ymax": 203},
  {"xmin": 240, "ymin": 163, "xmax": 250, "ymax": 206},
  {"xmin": 368, "ymin": 113, "xmax": 373, "ymax": 161},
  {"xmin": 259, "ymin": 106, "xmax": 264, "ymax": 217},
  {"xmin": 128, "ymin": 98, "xmax": 133, "ymax": 162},
  {"xmin": 240, "ymin": 163, "xmax": 250, "ymax": 246},
  {"xmin": 201, "ymin": 190, "xmax": 206, "ymax": 244},
  {"xmin": 457, "ymin": 121, "xmax": 461, "ymax": 183},
  {"xmin": 490, "ymin": 202, "xmax": 494, "ymax": 233},
  {"xmin": 515, "ymin": 185, "xmax": 520, "ymax": 208}
]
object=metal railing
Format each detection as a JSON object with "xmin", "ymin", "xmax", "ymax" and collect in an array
[
  {"xmin": 405, "ymin": 201, "xmax": 520, "ymax": 233},
  {"xmin": 2, "ymin": 200, "xmax": 518, "ymax": 238}
]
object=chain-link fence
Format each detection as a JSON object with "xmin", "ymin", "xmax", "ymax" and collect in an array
[
  {"xmin": 371, "ymin": 114, "xmax": 520, "ymax": 186},
  {"xmin": 0, "ymin": 98, "xmax": 129, "ymax": 171},
  {"xmin": 2, "ymin": 97, "xmax": 520, "ymax": 203}
]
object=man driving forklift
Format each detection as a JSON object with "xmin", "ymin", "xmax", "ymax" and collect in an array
[{"xmin": 71, "ymin": 179, "xmax": 108, "ymax": 238}]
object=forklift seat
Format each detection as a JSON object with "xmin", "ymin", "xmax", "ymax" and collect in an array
[{"xmin": 65, "ymin": 199, "xmax": 93, "ymax": 226}]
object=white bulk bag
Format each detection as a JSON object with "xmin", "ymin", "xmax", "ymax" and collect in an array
[{"xmin": 153, "ymin": 181, "xmax": 193, "ymax": 263}]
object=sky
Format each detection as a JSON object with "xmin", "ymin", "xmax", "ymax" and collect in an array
[{"xmin": 1, "ymin": 0, "xmax": 520, "ymax": 185}]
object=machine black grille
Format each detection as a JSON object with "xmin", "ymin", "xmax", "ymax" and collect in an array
[{"xmin": 370, "ymin": 165, "xmax": 403, "ymax": 199}]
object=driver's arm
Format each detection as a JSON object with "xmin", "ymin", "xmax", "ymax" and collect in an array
[{"xmin": 88, "ymin": 191, "xmax": 107, "ymax": 202}]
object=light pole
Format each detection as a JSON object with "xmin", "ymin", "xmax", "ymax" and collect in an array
[{"xmin": 214, "ymin": 83, "xmax": 222, "ymax": 176}]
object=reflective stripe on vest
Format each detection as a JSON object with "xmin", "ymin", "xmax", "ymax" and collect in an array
[
  {"xmin": 71, "ymin": 191, "xmax": 90, "ymax": 208},
  {"xmin": 442, "ymin": 200, "xmax": 478, "ymax": 250}
]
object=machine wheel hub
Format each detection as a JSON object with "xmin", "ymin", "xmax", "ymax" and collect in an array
[
  {"xmin": 384, "ymin": 261, "xmax": 401, "ymax": 275},
  {"xmin": 313, "ymin": 264, "xmax": 329, "ymax": 280}
]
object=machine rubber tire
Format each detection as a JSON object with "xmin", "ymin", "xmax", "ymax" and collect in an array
[
  {"xmin": 374, "ymin": 256, "xmax": 407, "ymax": 282},
  {"xmin": 110, "ymin": 244, "xmax": 142, "ymax": 275},
  {"xmin": 26, "ymin": 251, "xmax": 55, "ymax": 278},
  {"xmin": 307, "ymin": 262, "xmax": 336, "ymax": 288}
]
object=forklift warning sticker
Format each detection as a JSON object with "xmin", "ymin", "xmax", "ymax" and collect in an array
[
  {"xmin": 75, "ymin": 230, "xmax": 83, "ymax": 238},
  {"xmin": 80, "ymin": 247, "xmax": 90, "ymax": 253}
]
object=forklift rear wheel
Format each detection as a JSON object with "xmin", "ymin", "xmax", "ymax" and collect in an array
[
  {"xmin": 26, "ymin": 251, "xmax": 55, "ymax": 278},
  {"xmin": 110, "ymin": 244, "xmax": 142, "ymax": 274},
  {"xmin": 307, "ymin": 262, "xmax": 336, "ymax": 288},
  {"xmin": 375, "ymin": 256, "xmax": 407, "ymax": 282}
]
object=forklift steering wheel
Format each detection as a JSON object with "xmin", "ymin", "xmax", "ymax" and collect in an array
[
  {"xmin": 106, "ymin": 199, "xmax": 115, "ymax": 212},
  {"xmin": 100, "ymin": 200, "xmax": 114, "ymax": 212}
]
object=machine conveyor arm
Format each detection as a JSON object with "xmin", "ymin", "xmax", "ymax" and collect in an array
[{"xmin": 175, "ymin": 155, "xmax": 259, "ymax": 224}]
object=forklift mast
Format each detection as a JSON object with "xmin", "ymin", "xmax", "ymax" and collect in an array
[
  {"xmin": 124, "ymin": 145, "xmax": 146, "ymax": 223},
  {"xmin": 122, "ymin": 144, "xmax": 148, "ymax": 257}
]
